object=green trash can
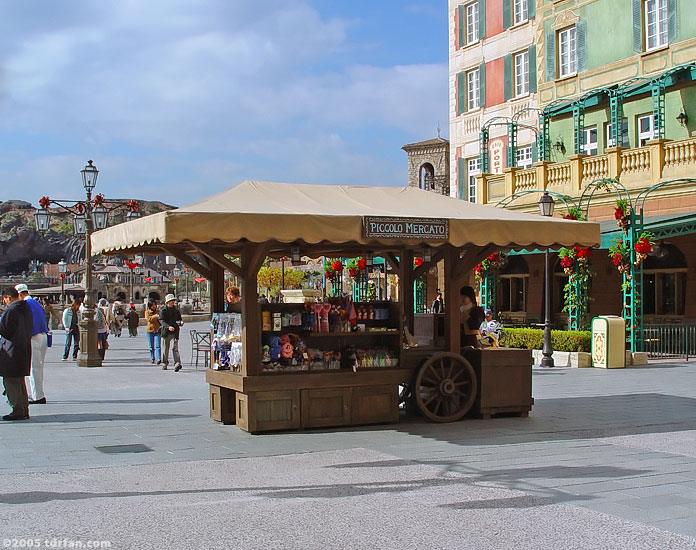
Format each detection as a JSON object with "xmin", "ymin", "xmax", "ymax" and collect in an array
[{"xmin": 591, "ymin": 316, "xmax": 626, "ymax": 369}]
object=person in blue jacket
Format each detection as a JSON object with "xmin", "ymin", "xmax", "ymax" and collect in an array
[{"xmin": 15, "ymin": 284, "xmax": 49, "ymax": 405}]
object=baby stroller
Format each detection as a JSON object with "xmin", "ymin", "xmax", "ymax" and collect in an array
[{"xmin": 479, "ymin": 319, "xmax": 503, "ymax": 348}]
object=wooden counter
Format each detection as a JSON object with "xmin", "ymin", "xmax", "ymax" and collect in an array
[{"xmin": 207, "ymin": 368, "xmax": 412, "ymax": 433}]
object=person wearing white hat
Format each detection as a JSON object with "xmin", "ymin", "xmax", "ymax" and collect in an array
[
  {"xmin": 159, "ymin": 294, "xmax": 183, "ymax": 371},
  {"xmin": 15, "ymin": 283, "xmax": 49, "ymax": 404}
]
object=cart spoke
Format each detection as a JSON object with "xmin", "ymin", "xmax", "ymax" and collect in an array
[
  {"xmin": 427, "ymin": 365, "xmax": 441, "ymax": 382},
  {"xmin": 450, "ymin": 369, "xmax": 465, "ymax": 382},
  {"xmin": 424, "ymin": 392, "xmax": 438, "ymax": 407}
]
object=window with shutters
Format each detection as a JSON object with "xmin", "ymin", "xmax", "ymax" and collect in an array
[
  {"xmin": 515, "ymin": 146, "xmax": 533, "ymax": 169},
  {"xmin": 514, "ymin": 50, "xmax": 529, "ymax": 97},
  {"xmin": 513, "ymin": 0, "xmax": 528, "ymax": 26},
  {"xmin": 467, "ymin": 68, "xmax": 480, "ymax": 111},
  {"xmin": 581, "ymin": 126, "xmax": 598, "ymax": 156},
  {"xmin": 467, "ymin": 158, "xmax": 480, "ymax": 203},
  {"xmin": 605, "ymin": 119, "xmax": 629, "ymax": 148},
  {"xmin": 645, "ymin": 0, "xmax": 669, "ymax": 51},
  {"xmin": 558, "ymin": 26, "xmax": 577, "ymax": 78},
  {"xmin": 638, "ymin": 114, "xmax": 656, "ymax": 146},
  {"xmin": 465, "ymin": 2, "xmax": 479, "ymax": 46}
]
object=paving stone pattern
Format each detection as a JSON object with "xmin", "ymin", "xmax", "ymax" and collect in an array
[{"xmin": 1, "ymin": 322, "xmax": 696, "ymax": 548}]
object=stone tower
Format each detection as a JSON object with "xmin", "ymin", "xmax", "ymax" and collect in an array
[{"xmin": 402, "ymin": 137, "xmax": 450, "ymax": 195}]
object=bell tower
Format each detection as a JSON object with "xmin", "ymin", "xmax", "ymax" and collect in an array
[{"xmin": 402, "ymin": 136, "xmax": 450, "ymax": 196}]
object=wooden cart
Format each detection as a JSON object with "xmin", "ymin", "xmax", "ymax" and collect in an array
[{"xmin": 90, "ymin": 181, "xmax": 597, "ymax": 434}]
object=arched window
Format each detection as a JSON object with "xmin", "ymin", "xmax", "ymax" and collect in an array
[
  {"xmin": 643, "ymin": 244, "xmax": 687, "ymax": 317},
  {"xmin": 419, "ymin": 163, "xmax": 435, "ymax": 190},
  {"xmin": 498, "ymin": 256, "xmax": 528, "ymax": 312}
]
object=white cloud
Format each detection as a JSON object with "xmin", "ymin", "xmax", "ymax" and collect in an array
[{"xmin": 0, "ymin": 0, "xmax": 447, "ymax": 203}]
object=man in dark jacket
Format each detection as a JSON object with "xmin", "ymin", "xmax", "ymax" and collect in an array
[
  {"xmin": 159, "ymin": 294, "xmax": 183, "ymax": 372},
  {"xmin": 0, "ymin": 287, "xmax": 34, "ymax": 420}
]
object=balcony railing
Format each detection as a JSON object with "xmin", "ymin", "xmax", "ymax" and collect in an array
[{"xmin": 477, "ymin": 136, "xmax": 696, "ymax": 208}]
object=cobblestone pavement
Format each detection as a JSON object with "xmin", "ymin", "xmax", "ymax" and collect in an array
[{"xmin": 1, "ymin": 322, "xmax": 696, "ymax": 549}]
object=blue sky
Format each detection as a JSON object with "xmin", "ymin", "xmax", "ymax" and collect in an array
[{"xmin": 0, "ymin": 1, "xmax": 448, "ymax": 206}]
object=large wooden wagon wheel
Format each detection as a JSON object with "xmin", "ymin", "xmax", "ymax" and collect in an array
[{"xmin": 414, "ymin": 352, "xmax": 477, "ymax": 422}]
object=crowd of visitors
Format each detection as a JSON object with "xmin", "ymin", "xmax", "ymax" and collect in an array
[{"xmin": 1, "ymin": 286, "xmax": 191, "ymax": 420}]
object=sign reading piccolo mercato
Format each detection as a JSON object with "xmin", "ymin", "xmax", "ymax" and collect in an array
[{"xmin": 363, "ymin": 216, "xmax": 449, "ymax": 240}]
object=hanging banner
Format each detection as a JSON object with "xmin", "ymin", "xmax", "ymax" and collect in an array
[{"xmin": 363, "ymin": 217, "xmax": 449, "ymax": 240}]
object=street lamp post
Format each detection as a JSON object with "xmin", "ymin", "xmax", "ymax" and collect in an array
[
  {"xmin": 126, "ymin": 261, "xmax": 140, "ymax": 304},
  {"xmin": 58, "ymin": 259, "xmax": 67, "ymax": 306},
  {"xmin": 77, "ymin": 160, "xmax": 101, "ymax": 368},
  {"xmin": 185, "ymin": 267, "xmax": 190, "ymax": 303},
  {"xmin": 538, "ymin": 192, "xmax": 556, "ymax": 368},
  {"xmin": 33, "ymin": 160, "xmax": 142, "ymax": 367}
]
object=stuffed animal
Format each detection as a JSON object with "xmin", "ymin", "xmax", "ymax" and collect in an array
[
  {"xmin": 280, "ymin": 334, "xmax": 294, "ymax": 360},
  {"xmin": 269, "ymin": 336, "xmax": 282, "ymax": 361}
]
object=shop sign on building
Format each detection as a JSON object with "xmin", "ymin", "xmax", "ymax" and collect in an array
[
  {"xmin": 490, "ymin": 139, "xmax": 505, "ymax": 174},
  {"xmin": 363, "ymin": 217, "xmax": 449, "ymax": 240}
]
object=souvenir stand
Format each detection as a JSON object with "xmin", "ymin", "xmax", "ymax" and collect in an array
[{"xmin": 91, "ymin": 181, "xmax": 600, "ymax": 433}]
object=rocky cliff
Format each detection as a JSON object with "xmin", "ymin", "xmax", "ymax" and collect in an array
[{"xmin": 0, "ymin": 199, "xmax": 173, "ymax": 275}]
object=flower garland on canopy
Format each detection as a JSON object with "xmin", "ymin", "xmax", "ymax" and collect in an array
[
  {"xmin": 473, "ymin": 252, "xmax": 505, "ymax": 282},
  {"xmin": 558, "ymin": 209, "xmax": 593, "ymax": 330},
  {"xmin": 608, "ymin": 232, "xmax": 654, "ymax": 291},
  {"xmin": 614, "ymin": 199, "xmax": 631, "ymax": 233},
  {"xmin": 346, "ymin": 257, "xmax": 367, "ymax": 280}
]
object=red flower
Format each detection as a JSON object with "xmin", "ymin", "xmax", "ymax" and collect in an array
[
  {"xmin": 487, "ymin": 253, "xmax": 500, "ymax": 263},
  {"xmin": 39, "ymin": 196, "xmax": 51, "ymax": 209},
  {"xmin": 325, "ymin": 268, "xmax": 334, "ymax": 277},
  {"xmin": 357, "ymin": 258, "xmax": 366, "ymax": 270},
  {"xmin": 93, "ymin": 193, "xmax": 105, "ymax": 207},
  {"xmin": 560, "ymin": 257, "xmax": 574, "ymax": 269},
  {"xmin": 348, "ymin": 267, "xmax": 358, "ymax": 278},
  {"xmin": 574, "ymin": 247, "xmax": 592, "ymax": 260},
  {"xmin": 611, "ymin": 253, "xmax": 623, "ymax": 267},
  {"xmin": 332, "ymin": 260, "xmax": 343, "ymax": 272},
  {"xmin": 614, "ymin": 208, "xmax": 624, "ymax": 220},
  {"xmin": 635, "ymin": 239, "xmax": 652, "ymax": 255},
  {"xmin": 414, "ymin": 257, "xmax": 423, "ymax": 267}
]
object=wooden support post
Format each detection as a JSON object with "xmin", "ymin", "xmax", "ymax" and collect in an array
[
  {"xmin": 444, "ymin": 245, "xmax": 461, "ymax": 354},
  {"xmin": 210, "ymin": 263, "xmax": 225, "ymax": 314},
  {"xmin": 239, "ymin": 245, "xmax": 266, "ymax": 377},
  {"xmin": 399, "ymin": 249, "xmax": 414, "ymax": 337}
]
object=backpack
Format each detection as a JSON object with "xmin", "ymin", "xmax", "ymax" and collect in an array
[{"xmin": 115, "ymin": 306, "xmax": 124, "ymax": 317}]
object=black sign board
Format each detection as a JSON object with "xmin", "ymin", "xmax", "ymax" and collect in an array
[{"xmin": 363, "ymin": 217, "xmax": 449, "ymax": 240}]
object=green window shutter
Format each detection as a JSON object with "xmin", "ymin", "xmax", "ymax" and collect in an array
[
  {"xmin": 457, "ymin": 72, "xmax": 466, "ymax": 115},
  {"xmin": 503, "ymin": 0, "xmax": 511, "ymax": 30},
  {"xmin": 576, "ymin": 20, "xmax": 587, "ymax": 73},
  {"xmin": 529, "ymin": 45, "xmax": 537, "ymax": 93},
  {"xmin": 479, "ymin": 0, "xmax": 486, "ymax": 40},
  {"xmin": 504, "ymin": 54, "xmax": 512, "ymax": 101},
  {"xmin": 528, "ymin": 0, "xmax": 535, "ymax": 19},
  {"xmin": 632, "ymin": 0, "xmax": 642, "ymax": 53},
  {"xmin": 545, "ymin": 30, "xmax": 556, "ymax": 81},
  {"xmin": 458, "ymin": 157, "xmax": 467, "ymax": 199},
  {"xmin": 532, "ymin": 141, "xmax": 538, "ymax": 163},
  {"xmin": 480, "ymin": 62, "xmax": 486, "ymax": 107},
  {"xmin": 457, "ymin": 5, "xmax": 465, "ymax": 48},
  {"xmin": 668, "ymin": 0, "xmax": 677, "ymax": 43}
]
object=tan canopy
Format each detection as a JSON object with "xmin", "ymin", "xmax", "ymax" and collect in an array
[{"xmin": 91, "ymin": 180, "xmax": 600, "ymax": 254}]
